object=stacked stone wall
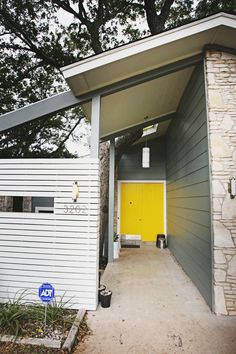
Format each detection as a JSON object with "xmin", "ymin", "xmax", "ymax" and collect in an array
[
  {"xmin": 0, "ymin": 196, "xmax": 32, "ymax": 212},
  {"xmin": 0, "ymin": 196, "xmax": 6, "ymax": 211},
  {"xmin": 205, "ymin": 50, "xmax": 236, "ymax": 315},
  {"xmin": 23, "ymin": 197, "xmax": 32, "ymax": 212},
  {"xmin": 0, "ymin": 196, "xmax": 13, "ymax": 212}
]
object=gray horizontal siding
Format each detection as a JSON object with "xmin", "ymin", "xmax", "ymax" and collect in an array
[
  {"xmin": 32, "ymin": 197, "xmax": 54, "ymax": 212},
  {"xmin": 118, "ymin": 137, "xmax": 166, "ymax": 180},
  {"xmin": 166, "ymin": 64, "xmax": 212, "ymax": 308}
]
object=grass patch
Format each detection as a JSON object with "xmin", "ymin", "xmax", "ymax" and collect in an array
[{"xmin": 0, "ymin": 291, "xmax": 76, "ymax": 340}]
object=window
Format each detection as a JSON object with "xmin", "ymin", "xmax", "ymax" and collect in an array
[
  {"xmin": 0, "ymin": 196, "xmax": 54, "ymax": 213},
  {"xmin": 13, "ymin": 196, "xmax": 23, "ymax": 212},
  {"xmin": 35, "ymin": 207, "xmax": 54, "ymax": 214}
]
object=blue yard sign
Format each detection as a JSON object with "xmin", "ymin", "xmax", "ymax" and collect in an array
[{"xmin": 38, "ymin": 283, "xmax": 55, "ymax": 303}]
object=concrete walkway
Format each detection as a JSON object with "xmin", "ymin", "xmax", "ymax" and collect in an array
[{"xmin": 75, "ymin": 244, "xmax": 236, "ymax": 354}]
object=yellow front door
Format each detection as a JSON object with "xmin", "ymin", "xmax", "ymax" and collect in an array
[{"xmin": 120, "ymin": 182, "xmax": 164, "ymax": 242}]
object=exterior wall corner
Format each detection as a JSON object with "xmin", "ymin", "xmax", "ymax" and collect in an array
[{"xmin": 205, "ymin": 49, "xmax": 236, "ymax": 315}]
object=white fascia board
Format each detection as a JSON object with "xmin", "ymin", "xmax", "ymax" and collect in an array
[{"xmin": 61, "ymin": 13, "xmax": 236, "ymax": 79}]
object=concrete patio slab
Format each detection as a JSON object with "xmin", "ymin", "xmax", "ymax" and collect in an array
[{"xmin": 75, "ymin": 244, "xmax": 236, "ymax": 354}]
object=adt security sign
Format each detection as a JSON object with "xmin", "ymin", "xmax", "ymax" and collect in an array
[{"xmin": 38, "ymin": 283, "xmax": 55, "ymax": 303}]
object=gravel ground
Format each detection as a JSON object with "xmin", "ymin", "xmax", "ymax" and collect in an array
[{"xmin": 0, "ymin": 314, "xmax": 90, "ymax": 353}]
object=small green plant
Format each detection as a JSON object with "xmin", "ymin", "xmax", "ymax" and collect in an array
[
  {"xmin": 0, "ymin": 290, "xmax": 33, "ymax": 337},
  {"xmin": 114, "ymin": 232, "xmax": 119, "ymax": 242},
  {"xmin": 35, "ymin": 293, "xmax": 75, "ymax": 329}
]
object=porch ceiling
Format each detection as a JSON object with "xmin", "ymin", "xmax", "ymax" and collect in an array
[
  {"xmin": 61, "ymin": 12, "xmax": 236, "ymax": 140},
  {"xmin": 83, "ymin": 66, "xmax": 193, "ymax": 138}
]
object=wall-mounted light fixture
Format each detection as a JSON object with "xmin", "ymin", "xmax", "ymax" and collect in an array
[
  {"xmin": 229, "ymin": 177, "xmax": 236, "ymax": 199},
  {"xmin": 142, "ymin": 116, "xmax": 150, "ymax": 169},
  {"xmin": 72, "ymin": 181, "xmax": 79, "ymax": 202}
]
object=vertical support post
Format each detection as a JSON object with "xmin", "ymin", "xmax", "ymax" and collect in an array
[
  {"xmin": 90, "ymin": 95, "xmax": 101, "ymax": 158},
  {"xmin": 108, "ymin": 138, "xmax": 115, "ymax": 262},
  {"xmin": 90, "ymin": 95, "xmax": 101, "ymax": 304}
]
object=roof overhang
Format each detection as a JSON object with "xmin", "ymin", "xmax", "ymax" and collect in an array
[{"xmin": 61, "ymin": 12, "xmax": 236, "ymax": 140}]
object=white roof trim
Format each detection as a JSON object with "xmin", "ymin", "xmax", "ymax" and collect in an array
[{"xmin": 61, "ymin": 13, "xmax": 236, "ymax": 79}]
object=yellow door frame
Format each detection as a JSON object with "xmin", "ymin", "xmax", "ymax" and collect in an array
[{"xmin": 117, "ymin": 180, "xmax": 167, "ymax": 240}]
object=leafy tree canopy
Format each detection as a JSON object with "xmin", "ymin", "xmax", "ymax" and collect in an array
[{"xmin": 0, "ymin": 0, "xmax": 235, "ymax": 157}]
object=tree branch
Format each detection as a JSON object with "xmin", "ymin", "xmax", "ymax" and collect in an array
[
  {"xmin": 144, "ymin": 0, "xmax": 175, "ymax": 35},
  {"xmin": 0, "ymin": 43, "xmax": 34, "ymax": 51},
  {"xmin": 158, "ymin": 0, "xmax": 175, "ymax": 30},
  {"xmin": 52, "ymin": 0, "xmax": 103, "ymax": 54},
  {"xmin": 78, "ymin": 0, "xmax": 89, "ymax": 24},
  {"xmin": 0, "ymin": 7, "xmax": 61, "ymax": 68},
  {"xmin": 144, "ymin": 0, "xmax": 158, "ymax": 34},
  {"xmin": 97, "ymin": 0, "xmax": 105, "ymax": 25},
  {"xmin": 51, "ymin": 116, "xmax": 83, "ymax": 156},
  {"xmin": 52, "ymin": 0, "xmax": 84, "ymax": 23}
]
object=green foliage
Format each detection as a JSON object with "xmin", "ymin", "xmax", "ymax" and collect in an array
[
  {"xmin": 0, "ymin": 303, "xmax": 28, "ymax": 337},
  {"xmin": 0, "ymin": 0, "xmax": 235, "ymax": 158},
  {"xmin": 38, "ymin": 294, "xmax": 74, "ymax": 327},
  {"xmin": 0, "ymin": 0, "xmax": 86, "ymax": 158},
  {"xmin": 0, "ymin": 291, "xmax": 75, "ymax": 338},
  {"xmin": 0, "ymin": 105, "xmax": 87, "ymax": 158},
  {"xmin": 165, "ymin": 0, "xmax": 195, "ymax": 29},
  {"xmin": 196, "ymin": 0, "xmax": 236, "ymax": 18},
  {"xmin": 0, "ymin": 290, "xmax": 33, "ymax": 337}
]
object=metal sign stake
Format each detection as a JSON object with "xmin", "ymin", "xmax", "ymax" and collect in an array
[{"xmin": 44, "ymin": 303, "xmax": 48, "ymax": 333}]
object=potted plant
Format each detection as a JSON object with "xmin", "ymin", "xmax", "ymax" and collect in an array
[
  {"xmin": 98, "ymin": 284, "xmax": 106, "ymax": 302},
  {"xmin": 113, "ymin": 232, "xmax": 119, "ymax": 259},
  {"xmin": 100, "ymin": 289, "xmax": 112, "ymax": 308}
]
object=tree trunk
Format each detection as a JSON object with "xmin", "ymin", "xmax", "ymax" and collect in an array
[
  {"xmin": 144, "ymin": 0, "xmax": 175, "ymax": 35},
  {"xmin": 99, "ymin": 141, "xmax": 109, "ymax": 261}
]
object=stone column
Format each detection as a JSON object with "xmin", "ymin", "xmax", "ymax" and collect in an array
[
  {"xmin": 205, "ymin": 50, "xmax": 236, "ymax": 315},
  {"xmin": 0, "ymin": 196, "xmax": 6, "ymax": 211},
  {"xmin": 6, "ymin": 197, "xmax": 13, "ymax": 212},
  {"xmin": 23, "ymin": 197, "xmax": 32, "ymax": 212}
]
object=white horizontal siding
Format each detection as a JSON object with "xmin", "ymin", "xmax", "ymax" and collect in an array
[
  {"xmin": 0, "ymin": 231, "xmax": 99, "ymax": 241},
  {"xmin": 0, "ymin": 158, "xmax": 100, "ymax": 310},
  {"xmin": 0, "ymin": 257, "xmax": 97, "ymax": 269},
  {"xmin": 0, "ymin": 212, "xmax": 100, "ymax": 220}
]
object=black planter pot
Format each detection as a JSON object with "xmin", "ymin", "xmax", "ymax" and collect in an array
[
  {"xmin": 98, "ymin": 284, "xmax": 106, "ymax": 302},
  {"xmin": 100, "ymin": 290, "xmax": 112, "ymax": 308}
]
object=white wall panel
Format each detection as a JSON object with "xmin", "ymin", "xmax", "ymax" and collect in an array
[{"xmin": 0, "ymin": 158, "xmax": 100, "ymax": 310}]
